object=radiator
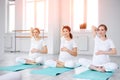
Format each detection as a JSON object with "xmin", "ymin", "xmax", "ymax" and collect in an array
[{"xmin": 74, "ymin": 36, "xmax": 88, "ymax": 51}]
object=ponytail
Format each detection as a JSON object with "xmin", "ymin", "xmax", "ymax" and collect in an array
[
  {"xmin": 62, "ymin": 25, "xmax": 73, "ymax": 39},
  {"xmin": 105, "ymin": 34, "xmax": 107, "ymax": 38},
  {"xmin": 70, "ymin": 33, "xmax": 73, "ymax": 39}
]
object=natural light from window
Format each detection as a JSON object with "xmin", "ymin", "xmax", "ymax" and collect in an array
[
  {"xmin": 8, "ymin": 1, "xmax": 15, "ymax": 32},
  {"xmin": 73, "ymin": 0, "xmax": 84, "ymax": 31},
  {"xmin": 24, "ymin": 0, "xmax": 48, "ymax": 32},
  {"xmin": 8, "ymin": 0, "xmax": 48, "ymax": 33},
  {"xmin": 73, "ymin": 0, "xmax": 98, "ymax": 31}
]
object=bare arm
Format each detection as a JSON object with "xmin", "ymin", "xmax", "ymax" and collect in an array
[
  {"xmin": 92, "ymin": 25, "xmax": 98, "ymax": 38},
  {"xmin": 61, "ymin": 47, "xmax": 77, "ymax": 56},
  {"xmin": 40, "ymin": 46, "xmax": 48, "ymax": 54},
  {"xmin": 96, "ymin": 48, "xmax": 117, "ymax": 55},
  {"xmin": 31, "ymin": 46, "xmax": 48, "ymax": 54},
  {"xmin": 36, "ymin": 46, "xmax": 48, "ymax": 54},
  {"xmin": 67, "ymin": 47, "xmax": 77, "ymax": 56},
  {"xmin": 106, "ymin": 48, "xmax": 117, "ymax": 55}
]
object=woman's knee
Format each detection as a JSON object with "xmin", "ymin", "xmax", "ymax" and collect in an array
[
  {"xmin": 64, "ymin": 61, "xmax": 75, "ymax": 68},
  {"xmin": 35, "ymin": 57, "xmax": 44, "ymax": 64},
  {"xmin": 78, "ymin": 58, "xmax": 91, "ymax": 67},
  {"xmin": 104, "ymin": 62, "xmax": 118, "ymax": 71},
  {"xmin": 44, "ymin": 60, "xmax": 57, "ymax": 67}
]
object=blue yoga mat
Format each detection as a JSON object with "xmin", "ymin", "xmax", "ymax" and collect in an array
[
  {"xmin": 74, "ymin": 70, "xmax": 113, "ymax": 80},
  {"xmin": 0, "ymin": 64, "xmax": 40, "ymax": 71},
  {"xmin": 31, "ymin": 67, "xmax": 73, "ymax": 76}
]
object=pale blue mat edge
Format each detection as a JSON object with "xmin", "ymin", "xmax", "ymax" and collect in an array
[
  {"xmin": 73, "ymin": 70, "xmax": 113, "ymax": 80},
  {"xmin": 31, "ymin": 67, "xmax": 73, "ymax": 76},
  {"xmin": 0, "ymin": 64, "xmax": 40, "ymax": 71}
]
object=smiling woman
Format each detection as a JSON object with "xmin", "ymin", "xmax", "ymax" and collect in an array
[
  {"xmin": 44, "ymin": 26, "xmax": 78, "ymax": 68},
  {"xmin": 15, "ymin": 27, "xmax": 48, "ymax": 64}
]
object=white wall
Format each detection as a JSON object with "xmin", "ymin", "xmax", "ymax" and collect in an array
[
  {"xmin": 47, "ymin": 0, "xmax": 60, "ymax": 54},
  {"xmin": 98, "ymin": 0, "xmax": 120, "ymax": 55},
  {"xmin": 73, "ymin": 31, "xmax": 94, "ymax": 55},
  {"xmin": 0, "ymin": 0, "xmax": 7, "ymax": 54},
  {"xmin": 60, "ymin": 0, "xmax": 71, "ymax": 26}
]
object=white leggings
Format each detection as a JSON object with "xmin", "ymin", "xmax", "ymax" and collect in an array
[
  {"xmin": 78, "ymin": 58, "xmax": 118, "ymax": 71},
  {"xmin": 44, "ymin": 60, "xmax": 76, "ymax": 68},
  {"xmin": 16, "ymin": 56, "xmax": 44, "ymax": 64}
]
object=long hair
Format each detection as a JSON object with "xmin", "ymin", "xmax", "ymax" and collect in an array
[
  {"xmin": 98, "ymin": 24, "xmax": 107, "ymax": 37},
  {"xmin": 62, "ymin": 25, "xmax": 73, "ymax": 39}
]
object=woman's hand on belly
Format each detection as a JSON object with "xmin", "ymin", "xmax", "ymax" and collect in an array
[
  {"xmin": 96, "ymin": 50, "xmax": 105, "ymax": 55},
  {"xmin": 31, "ymin": 48, "xmax": 39, "ymax": 53},
  {"xmin": 61, "ymin": 47, "xmax": 68, "ymax": 52}
]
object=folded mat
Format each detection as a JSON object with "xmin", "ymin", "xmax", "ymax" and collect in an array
[
  {"xmin": 0, "ymin": 64, "xmax": 40, "ymax": 71},
  {"xmin": 73, "ymin": 70, "xmax": 113, "ymax": 80},
  {"xmin": 31, "ymin": 67, "xmax": 73, "ymax": 76}
]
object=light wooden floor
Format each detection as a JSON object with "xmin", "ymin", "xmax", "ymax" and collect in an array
[{"xmin": 0, "ymin": 53, "xmax": 120, "ymax": 80}]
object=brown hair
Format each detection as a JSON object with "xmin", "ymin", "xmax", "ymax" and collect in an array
[
  {"xmin": 62, "ymin": 25, "xmax": 73, "ymax": 39},
  {"xmin": 98, "ymin": 24, "xmax": 107, "ymax": 37}
]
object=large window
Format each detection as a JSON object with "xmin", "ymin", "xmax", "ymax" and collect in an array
[
  {"xmin": 8, "ymin": 0, "xmax": 48, "ymax": 33},
  {"xmin": 8, "ymin": 0, "xmax": 15, "ymax": 32},
  {"xmin": 73, "ymin": 0, "xmax": 98, "ymax": 31},
  {"xmin": 23, "ymin": 0, "xmax": 48, "ymax": 32}
]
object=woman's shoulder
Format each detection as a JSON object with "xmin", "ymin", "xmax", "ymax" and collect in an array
[{"xmin": 106, "ymin": 38, "xmax": 114, "ymax": 43}]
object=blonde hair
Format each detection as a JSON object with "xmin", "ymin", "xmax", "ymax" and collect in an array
[{"xmin": 32, "ymin": 28, "xmax": 40, "ymax": 34}]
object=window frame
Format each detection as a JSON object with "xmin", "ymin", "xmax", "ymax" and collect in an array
[
  {"xmin": 23, "ymin": 0, "xmax": 48, "ymax": 32},
  {"xmin": 71, "ymin": 0, "xmax": 98, "ymax": 32}
]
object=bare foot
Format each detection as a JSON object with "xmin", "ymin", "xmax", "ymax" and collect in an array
[
  {"xmin": 25, "ymin": 59, "xmax": 36, "ymax": 64},
  {"xmin": 96, "ymin": 66, "xmax": 106, "ymax": 72},
  {"xmin": 89, "ymin": 65, "xmax": 106, "ymax": 72},
  {"xmin": 56, "ymin": 61, "xmax": 64, "ymax": 68}
]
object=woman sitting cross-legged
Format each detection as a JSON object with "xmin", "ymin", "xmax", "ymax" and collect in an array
[
  {"xmin": 89, "ymin": 24, "xmax": 118, "ymax": 72},
  {"xmin": 45, "ymin": 26, "xmax": 77, "ymax": 68},
  {"xmin": 16, "ymin": 27, "xmax": 48, "ymax": 64}
]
